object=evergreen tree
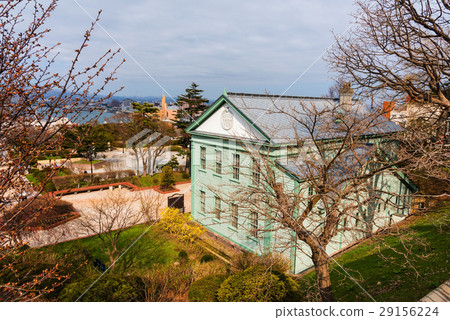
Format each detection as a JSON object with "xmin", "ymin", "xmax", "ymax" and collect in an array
[
  {"xmin": 160, "ymin": 166, "xmax": 175, "ymax": 189},
  {"xmin": 166, "ymin": 155, "xmax": 179, "ymax": 170},
  {"xmin": 131, "ymin": 102, "xmax": 160, "ymax": 127},
  {"xmin": 175, "ymin": 83, "xmax": 209, "ymax": 147}
]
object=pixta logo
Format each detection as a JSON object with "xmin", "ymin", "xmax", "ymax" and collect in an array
[{"xmin": 125, "ymin": 129, "xmax": 172, "ymax": 175}]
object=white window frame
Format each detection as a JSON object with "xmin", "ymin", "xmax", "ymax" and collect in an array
[
  {"xmin": 200, "ymin": 146, "xmax": 206, "ymax": 170},
  {"xmin": 232, "ymin": 153, "xmax": 240, "ymax": 180},
  {"xmin": 215, "ymin": 149, "xmax": 222, "ymax": 174}
]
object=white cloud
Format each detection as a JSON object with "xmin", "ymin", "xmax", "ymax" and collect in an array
[{"xmin": 37, "ymin": 0, "xmax": 356, "ymax": 99}]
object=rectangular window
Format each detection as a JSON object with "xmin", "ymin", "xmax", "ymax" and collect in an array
[
  {"xmin": 215, "ymin": 150, "xmax": 222, "ymax": 174},
  {"xmin": 200, "ymin": 147, "xmax": 206, "ymax": 170},
  {"xmin": 214, "ymin": 196, "xmax": 221, "ymax": 220},
  {"xmin": 232, "ymin": 153, "xmax": 240, "ymax": 180},
  {"xmin": 250, "ymin": 211, "xmax": 258, "ymax": 237},
  {"xmin": 252, "ymin": 159, "xmax": 260, "ymax": 186},
  {"xmin": 355, "ymin": 211, "xmax": 360, "ymax": 227},
  {"xmin": 231, "ymin": 203, "xmax": 238, "ymax": 229},
  {"xmin": 200, "ymin": 191, "xmax": 206, "ymax": 213}
]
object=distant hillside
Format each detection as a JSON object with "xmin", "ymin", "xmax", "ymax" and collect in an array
[{"xmin": 43, "ymin": 90, "xmax": 177, "ymax": 104}]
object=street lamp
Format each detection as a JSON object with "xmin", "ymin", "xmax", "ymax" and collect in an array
[{"xmin": 85, "ymin": 144, "xmax": 97, "ymax": 183}]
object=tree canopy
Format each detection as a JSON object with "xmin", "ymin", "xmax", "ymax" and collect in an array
[
  {"xmin": 174, "ymin": 83, "xmax": 209, "ymax": 148},
  {"xmin": 328, "ymin": 0, "xmax": 449, "ymax": 140}
]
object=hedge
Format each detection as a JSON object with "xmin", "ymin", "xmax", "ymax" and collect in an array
[
  {"xmin": 216, "ymin": 265, "xmax": 299, "ymax": 302},
  {"xmin": 188, "ymin": 274, "xmax": 228, "ymax": 302},
  {"xmin": 52, "ymin": 170, "xmax": 135, "ymax": 190},
  {"xmin": 1, "ymin": 197, "xmax": 76, "ymax": 231},
  {"xmin": 60, "ymin": 274, "xmax": 137, "ymax": 302}
]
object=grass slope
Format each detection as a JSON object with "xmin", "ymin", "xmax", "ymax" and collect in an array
[
  {"xmin": 42, "ymin": 225, "xmax": 184, "ymax": 271},
  {"xmin": 300, "ymin": 202, "xmax": 450, "ymax": 301}
]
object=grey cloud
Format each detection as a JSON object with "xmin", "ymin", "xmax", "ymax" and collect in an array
[{"xmin": 36, "ymin": 0, "xmax": 355, "ymax": 98}]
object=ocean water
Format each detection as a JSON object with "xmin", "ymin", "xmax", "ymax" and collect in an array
[{"xmin": 67, "ymin": 109, "xmax": 116, "ymax": 124}]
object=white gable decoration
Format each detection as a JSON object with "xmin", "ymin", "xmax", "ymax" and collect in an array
[{"xmin": 193, "ymin": 103, "xmax": 265, "ymax": 141}]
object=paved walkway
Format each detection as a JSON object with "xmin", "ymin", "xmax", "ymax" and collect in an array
[
  {"xmin": 420, "ymin": 279, "xmax": 450, "ymax": 302},
  {"xmin": 25, "ymin": 182, "xmax": 191, "ymax": 247}
]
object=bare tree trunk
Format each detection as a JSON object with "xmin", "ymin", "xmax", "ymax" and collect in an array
[
  {"xmin": 140, "ymin": 147, "xmax": 148, "ymax": 176},
  {"xmin": 311, "ymin": 248, "xmax": 335, "ymax": 302},
  {"xmin": 133, "ymin": 148, "xmax": 140, "ymax": 175}
]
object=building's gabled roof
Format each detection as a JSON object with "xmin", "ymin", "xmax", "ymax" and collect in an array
[
  {"xmin": 187, "ymin": 92, "xmax": 403, "ymax": 145},
  {"xmin": 275, "ymin": 144, "xmax": 374, "ymax": 183},
  {"xmin": 275, "ymin": 144, "xmax": 418, "ymax": 192}
]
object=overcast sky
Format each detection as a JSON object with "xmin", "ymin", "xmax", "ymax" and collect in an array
[{"xmin": 42, "ymin": 0, "xmax": 357, "ymax": 100}]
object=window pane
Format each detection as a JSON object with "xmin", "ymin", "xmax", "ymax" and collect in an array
[
  {"xmin": 216, "ymin": 150, "xmax": 222, "ymax": 174},
  {"xmin": 231, "ymin": 204, "xmax": 238, "ymax": 229},
  {"xmin": 200, "ymin": 147, "xmax": 206, "ymax": 170},
  {"xmin": 252, "ymin": 159, "xmax": 260, "ymax": 186},
  {"xmin": 215, "ymin": 196, "xmax": 221, "ymax": 219},
  {"xmin": 233, "ymin": 154, "xmax": 240, "ymax": 180},
  {"xmin": 200, "ymin": 191, "xmax": 205, "ymax": 213},
  {"xmin": 250, "ymin": 211, "xmax": 258, "ymax": 237}
]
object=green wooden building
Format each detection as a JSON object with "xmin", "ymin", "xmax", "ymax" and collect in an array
[{"xmin": 186, "ymin": 91, "xmax": 417, "ymax": 273}]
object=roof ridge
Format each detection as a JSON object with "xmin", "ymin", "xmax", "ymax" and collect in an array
[{"xmin": 227, "ymin": 92, "xmax": 338, "ymax": 101}]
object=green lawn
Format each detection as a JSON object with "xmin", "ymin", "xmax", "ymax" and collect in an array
[
  {"xmin": 299, "ymin": 202, "xmax": 450, "ymax": 301},
  {"xmin": 25, "ymin": 174, "xmax": 38, "ymax": 185},
  {"xmin": 43, "ymin": 155, "xmax": 64, "ymax": 160},
  {"xmin": 138, "ymin": 171, "xmax": 190, "ymax": 187},
  {"xmin": 39, "ymin": 224, "xmax": 197, "ymax": 273},
  {"xmin": 73, "ymin": 159, "xmax": 103, "ymax": 165},
  {"xmin": 2, "ymin": 223, "xmax": 211, "ymax": 301}
]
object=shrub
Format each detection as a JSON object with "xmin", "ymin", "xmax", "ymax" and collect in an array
[
  {"xmin": 44, "ymin": 181, "xmax": 56, "ymax": 192},
  {"xmin": 60, "ymin": 274, "xmax": 137, "ymax": 302},
  {"xmin": 166, "ymin": 156, "xmax": 179, "ymax": 170},
  {"xmin": 1, "ymin": 197, "xmax": 76, "ymax": 231},
  {"xmin": 169, "ymin": 145, "xmax": 182, "ymax": 152},
  {"xmin": 231, "ymin": 252, "xmax": 290, "ymax": 273},
  {"xmin": 52, "ymin": 175, "xmax": 76, "ymax": 190},
  {"xmin": 32, "ymin": 169, "xmax": 46, "ymax": 183},
  {"xmin": 178, "ymin": 250, "xmax": 189, "ymax": 263},
  {"xmin": 188, "ymin": 274, "xmax": 228, "ymax": 302},
  {"xmin": 181, "ymin": 172, "xmax": 190, "ymax": 179},
  {"xmin": 129, "ymin": 175, "xmax": 141, "ymax": 186},
  {"xmin": 0, "ymin": 260, "xmax": 69, "ymax": 300},
  {"xmin": 217, "ymin": 265, "xmax": 291, "ymax": 302},
  {"xmin": 160, "ymin": 166, "xmax": 175, "ymax": 189},
  {"xmin": 132, "ymin": 264, "xmax": 195, "ymax": 302},
  {"xmin": 200, "ymin": 254, "xmax": 214, "ymax": 263},
  {"xmin": 231, "ymin": 251, "xmax": 260, "ymax": 271},
  {"xmin": 159, "ymin": 207, "xmax": 204, "ymax": 243}
]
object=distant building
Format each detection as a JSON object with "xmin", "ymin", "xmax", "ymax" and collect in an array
[
  {"xmin": 121, "ymin": 99, "xmax": 134, "ymax": 112},
  {"xmin": 387, "ymin": 98, "xmax": 442, "ymax": 128},
  {"xmin": 159, "ymin": 95, "xmax": 178, "ymax": 122}
]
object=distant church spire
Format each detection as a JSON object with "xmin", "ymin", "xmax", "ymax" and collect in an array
[{"xmin": 160, "ymin": 95, "xmax": 168, "ymax": 121}]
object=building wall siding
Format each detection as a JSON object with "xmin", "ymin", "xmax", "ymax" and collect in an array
[{"xmin": 190, "ymin": 133, "xmax": 414, "ymax": 274}]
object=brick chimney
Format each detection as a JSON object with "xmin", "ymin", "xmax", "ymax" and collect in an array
[{"xmin": 339, "ymin": 82, "xmax": 354, "ymax": 111}]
